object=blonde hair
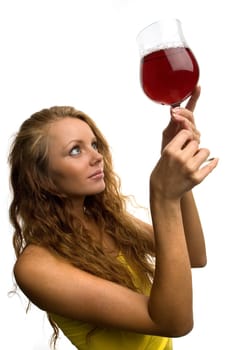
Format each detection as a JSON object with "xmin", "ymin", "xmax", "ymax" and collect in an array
[{"xmin": 9, "ymin": 106, "xmax": 154, "ymax": 347}]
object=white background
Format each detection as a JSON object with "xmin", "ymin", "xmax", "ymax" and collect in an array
[{"xmin": 1, "ymin": 0, "xmax": 232, "ymax": 349}]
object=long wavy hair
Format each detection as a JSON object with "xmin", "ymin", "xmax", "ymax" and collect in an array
[{"xmin": 9, "ymin": 106, "xmax": 154, "ymax": 347}]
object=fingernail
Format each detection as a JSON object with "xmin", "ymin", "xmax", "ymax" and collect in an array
[
  {"xmin": 204, "ymin": 157, "xmax": 215, "ymax": 163},
  {"xmin": 172, "ymin": 107, "xmax": 181, "ymax": 116},
  {"xmin": 172, "ymin": 107, "xmax": 180, "ymax": 112}
]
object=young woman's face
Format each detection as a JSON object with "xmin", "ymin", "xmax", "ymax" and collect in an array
[{"xmin": 47, "ymin": 117, "xmax": 105, "ymax": 202}]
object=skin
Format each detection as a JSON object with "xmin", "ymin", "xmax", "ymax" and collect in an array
[{"xmin": 13, "ymin": 87, "xmax": 218, "ymax": 338}]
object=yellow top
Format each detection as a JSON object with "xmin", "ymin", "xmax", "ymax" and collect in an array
[{"xmin": 50, "ymin": 254, "xmax": 172, "ymax": 350}]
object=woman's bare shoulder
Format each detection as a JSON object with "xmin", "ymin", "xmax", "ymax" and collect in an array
[
  {"xmin": 14, "ymin": 243, "xmax": 81, "ymax": 288},
  {"xmin": 14, "ymin": 244, "xmax": 60, "ymax": 271},
  {"xmin": 13, "ymin": 244, "xmax": 70, "ymax": 303}
]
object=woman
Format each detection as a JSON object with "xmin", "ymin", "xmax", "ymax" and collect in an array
[{"xmin": 9, "ymin": 87, "xmax": 218, "ymax": 350}]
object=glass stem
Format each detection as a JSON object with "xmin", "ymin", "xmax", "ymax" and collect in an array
[{"xmin": 171, "ymin": 102, "xmax": 180, "ymax": 108}]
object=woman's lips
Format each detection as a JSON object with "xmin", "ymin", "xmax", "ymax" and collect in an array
[{"xmin": 88, "ymin": 170, "xmax": 104, "ymax": 180}]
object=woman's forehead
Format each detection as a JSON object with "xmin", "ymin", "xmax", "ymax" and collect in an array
[{"xmin": 48, "ymin": 117, "xmax": 94, "ymax": 144}]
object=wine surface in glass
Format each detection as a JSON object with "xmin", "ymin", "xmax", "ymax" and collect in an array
[{"xmin": 141, "ymin": 47, "xmax": 199, "ymax": 106}]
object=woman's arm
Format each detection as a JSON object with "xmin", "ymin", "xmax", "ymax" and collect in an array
[
  {"xmin": 14, "ymin": 241, "xmax": 191, "ymax": 338},
  {"xmin": 149, "ymin": 195, "xmax": 193, "ymax": 336},
  {"xmin": 181, "ymin": 191, "xmax": 207, "ymax": 267},
  {"xmin": 136, "ymin": 190, "xmax": 208, "ymax": 268}
]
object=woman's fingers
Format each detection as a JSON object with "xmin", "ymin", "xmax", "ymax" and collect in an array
[
  {"xmin": 171, "ymin": 108, "xmax": 200, "ymax": 143},
  {"xmin": 164, "ymin": 129, "xmax": 194, "ymax": 153},
  {"xmin": 187, "ymin": 154, "xmax": 219, "ymax": 184},
  {"xmin": 172, "ymin": 107, "xmax": 195, "ymax": 124},
  {"xmin": 185, "ymin": 85, "xmax": 201, "ymax": 112}
]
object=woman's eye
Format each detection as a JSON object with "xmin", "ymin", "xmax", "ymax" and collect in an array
[
  {"xmin": 70, "ymin": 146, "xmax": 81, "ymax": 156},
  {"xmin": 92, "ymin": 141, "xmax": 99, "ymax": 151}
]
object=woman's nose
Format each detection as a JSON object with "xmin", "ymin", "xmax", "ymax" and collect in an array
[{"xmin": 89, "ymin": 148, "xmax": 103, "ymax": 164}]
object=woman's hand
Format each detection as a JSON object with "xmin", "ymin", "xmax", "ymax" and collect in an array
[
  {"xmin": 151, "ymin": 128, "xmax": 217, "ymax": 201},
  {"xmin": 161, "ymin": 86, "xmax": 201, "ymax": 151}
]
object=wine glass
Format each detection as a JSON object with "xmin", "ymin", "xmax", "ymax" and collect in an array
[{"xmin": 136, "ymin": 19, "xmax": 199, "ymax": 107}]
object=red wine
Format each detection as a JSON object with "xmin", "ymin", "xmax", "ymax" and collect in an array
[{"xmin": 141, "ymin": 47, "xmax": 199, "ymax": 106}]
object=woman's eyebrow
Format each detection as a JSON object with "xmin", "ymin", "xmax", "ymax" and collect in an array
[{"xmin": 63, "ymin": 137, "xmax": 97, "ymax": 150}]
